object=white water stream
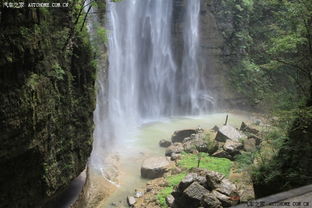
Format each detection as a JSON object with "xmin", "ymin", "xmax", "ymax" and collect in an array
[{"xmin": 91, "ymin": 0, "xmax": 215, "ymax": 170}]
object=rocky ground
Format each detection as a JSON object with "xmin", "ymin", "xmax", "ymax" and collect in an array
[{"xmin": 109, "ymin": 118, "xmax": 265, "ymax": 208}]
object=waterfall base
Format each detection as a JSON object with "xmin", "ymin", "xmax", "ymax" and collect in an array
[{"xmin": 76, "ymin": 113, "xmax": 251, "ymax": 207}]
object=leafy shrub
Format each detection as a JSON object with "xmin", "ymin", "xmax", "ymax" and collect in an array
[{"xmin": 234, "ymin": 152, "xmax": 256, "ymax": 171}]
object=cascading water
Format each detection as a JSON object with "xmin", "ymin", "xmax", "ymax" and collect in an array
[
  {"xmin": 179, "ymin": 0, "xmax": 205, "ymax": 114},
  {"xmin": 91, "ymin": 0, "xmax": 215, "ymax": 170}
]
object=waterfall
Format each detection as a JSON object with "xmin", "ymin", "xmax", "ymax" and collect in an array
[{"xmin": 91, "ymin": 0, "xmax": 215, "ymax": 169}]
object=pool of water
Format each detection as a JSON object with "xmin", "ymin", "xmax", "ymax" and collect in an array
[{"xmin": 100, "ymin": 112, "xmax": 250, "ymax": 207}]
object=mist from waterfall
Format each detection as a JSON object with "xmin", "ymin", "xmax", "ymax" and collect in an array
[{"xmin": 91, "ymin": 0, "xmax": 215, "ymax": 169}]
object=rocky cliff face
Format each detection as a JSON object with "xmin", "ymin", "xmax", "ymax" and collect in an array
[
  {"xmin": 172, "ymin": 0, "xmax": 250, "ymax": 109},
  {"xmin": 0, "ymin": 5, "xmax": 96, "ymax": 207}
]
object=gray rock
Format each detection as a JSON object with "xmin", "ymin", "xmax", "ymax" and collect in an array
[
  {"xmin": 165, "ymin": 143, "xmax": 184, "ymax": 156},
  {"xmin": 183, "ymin": 140, "xmax": 197, "ymax": 153},
  {"xmin": 171, "ymin": 129, "xmax": 197, "ymax": 143},
  {"xmin": 205, "ymin": 171, "xmax": 225, "ymax": 189},
  {"xmin": 141, "ymin": 157, "xmax": 170, "ymax": 179},
  {"xmin": 215, "ymin": 178, "xmax": 238, "ymax": 197},
  {"xmin": 166, "ymin": 194, "xmax": 175, "ymax": 207},
  {"xmin": 223, "ymin": 139, "xmax": 243, "ymax": 156},
  {"xmin": 212, "ymin": 149, "xmax": 233, "ymax": 160},
  {"xmin": 173, "ymin": 170, "xmax": 240, "ymax": 208},
  {"xmin": 170, "ymin": 153, "xmax": 181, "ymax": 161},
  {"xmin": 182, "ymin": 182, "xmax": 209, "ymax": 207},
  {"xmin": 201, "ymin": 192, "xmax": 222, "ymax": 208},
  {"xmin": 127, "ymin": 196, "xmax": 136, "ymax": 206},
  {"xmin": 196, "ymin": 141, "xmax": 210, "ymax": 153},
  {"xmin": 240, "ymin": 122, "xmax": 259, "ymax": 135},
  {"xmin": 183, "ymin": 137, "xmax": 192, "ymax": 143},
  {"xmin": 196, "ymin": 175, "xmax": 207, "ymax": 186},
  {"xmin": 178, "ymin": 173, "xmax": 198, "ymax": 191},
  {"xmin": 159, "ymin": 139, "xmax": 172, "ymax": 147},
  {"xmin": 215, "ymin": 125, "xmax": 246, "ymax": 142},
  {"xmin": 190, "ymin": 133, "xmax": 199, "ymax": 140},
  {"xmin": 183, "ymin": 138, "xmax": 210, "ymax": 153},
  {"xmin": 211, "ymin": 125, "xmax": 219, "ymax": 132},
  {"xmin": 243, "ymin": 138, "xmax": 257, "ymax": 152}
]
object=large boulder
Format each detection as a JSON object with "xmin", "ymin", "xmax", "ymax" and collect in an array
[
  {"xmin": 215, "ymin": 178, "xmax": 238, "ymax": 197},
  {"xmin": 171, "ymin": 129, "xmax": 197, "ymax": 143},
  {"xmin": 175, "ymin": 172, "xmax": 208, "ymax": 193},
  {"xmin": 159, "ymin": 139, "xmax": 172, "ymax": 147},
  {"xmin": 205, "ymin": 171, "xmax": 225, "ymax": 189},
  {"xmin": 183, "ymin": 182, "xmax": 209, "ymax": 204},
  {"xmin": 240, "ymin": 122, "xmax": 259, "ymax": 135},
  {"xmin": 172, "ymin": 170, "xmax": 240, "ymax": 208},
  {"xmin": 165, "ymin": 143, "xmax": 184, "ymax": 156},
  {"xmin": 141, "ymin": 157, "xmax": 170, "ymax": 179},
  {"xmin": 215, "ymin": 125, "xmax": 246, "ymax": 142},
  {"xmin": 206, "ymin": 173, "xmax": 240, "ymax": 207},
  {"xmin": 223, "ymin": 139, "xmax": 243, "ymax": 156},
  {"xmin": 183, "ymin": 138, "xmax": 208, "ymax": 153},
  {"xmin": 175, "ymin": 182, "xmax": 210, "ymax": 208},
  {"xmin": 177, "ymin": 173, "xmax": 199, "ymax": 192}
]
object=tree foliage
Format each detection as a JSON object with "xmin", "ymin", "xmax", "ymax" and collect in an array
[
  {"xmin": 211, "ymin": 0, "xmax": 312, "ymax": 197},
  {"xmin": 213, "ymin": 0, "xmax": 312, "ymax": 109}
]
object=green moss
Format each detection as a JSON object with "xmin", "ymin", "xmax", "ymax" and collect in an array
[
  {"xmin": 166, "ymin": 173, "xmax": 188, "ymax": 187},
  {"xmin": 157, "ymin": 187, "xmax": 172, "ymax": 208},
  {"xmin": 178, "ymin": 153, "xmax": 233, "ymax": 177}
]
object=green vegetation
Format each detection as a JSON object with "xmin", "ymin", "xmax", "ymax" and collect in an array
[
  {"xmin": 211, "ymin": 0, "xmax": 311, "ymax": 110},
  {"xmin": 157, "ymin": 187, "xmax": 173, "ymax": 208},
  {"xmin": 157, "ymin": 153, "xmax": 232, "ymax": 207},
  {"xmin": 178, "ymin": 153, "xmax": 233, "ymax": 177},
  {"xmin": 157, "ymin": 173, "xmax": 187, "ymax": 208},
  {"xmin": 251, "ymin": 107, "xmax": 312, "ymax": 197},
  {"xmin": 210, "ymin": 0, "xmax": 312, "ymax": 197},
  {"xmin": 234, "ymin": 152, "xmax": 256, "ymax": 171}
]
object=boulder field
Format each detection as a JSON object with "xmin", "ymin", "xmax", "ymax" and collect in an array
[{"xmin": 129, "ymin": 121, "xmax": 261, "ymax": 208}]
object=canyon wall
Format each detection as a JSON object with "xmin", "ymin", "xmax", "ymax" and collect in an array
[{"xmin": 0, "ymin": 5, "xmax": 96, "ymax": 207}]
